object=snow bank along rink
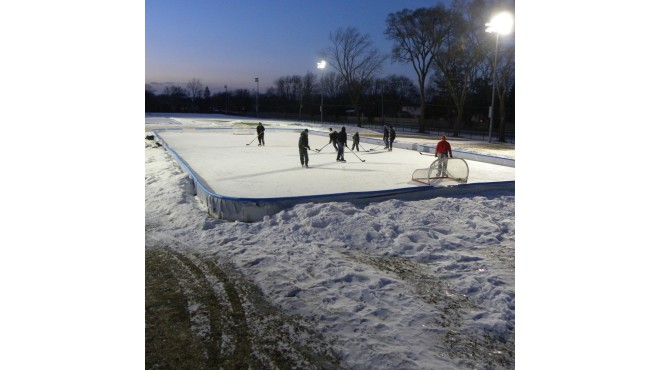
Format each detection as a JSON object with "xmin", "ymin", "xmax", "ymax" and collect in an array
[
  {"xmin": 148, "ymin": 115, "xmax": 515, "ymax": 222},
  {"xmin": 145, "ymin": 114, "xmax": 515, "ymax": 369}
]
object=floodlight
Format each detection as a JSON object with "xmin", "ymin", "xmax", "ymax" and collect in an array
[{"xmin": 485, "ymin": 12, "xmax": 514, "ymax": 35}]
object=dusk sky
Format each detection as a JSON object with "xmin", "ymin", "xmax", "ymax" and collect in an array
[{"xmin": 146, "ymin": 0, "xmax": 452, "ymax": 94}]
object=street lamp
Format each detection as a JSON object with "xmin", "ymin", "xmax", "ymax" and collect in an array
[
  {"xmin": 486, "ymin": 11, "xmax": 514, "ymax": 143},
  {"xmin": 379, "ymin": 81, "xmax": 384, "ymax": 124},
  {"xmin": 224, "ymin": 85, "xmax": 228, "ymax": 113},
  {"xmin": 254, "ymin": 77, "xmax": 259, "ymax": 117},
  {"xmin": 317, "ymin": 60, "xmax": 326, "ymax": 124}
]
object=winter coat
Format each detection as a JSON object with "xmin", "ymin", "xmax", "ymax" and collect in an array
[
  {"xmin": 435, "ymin": 140, "xmax": 452, "ymax": 156},
  {"xmin": 299, "ymin": 132, "xmax": 310, "ymax": 149},
  {"xmin": 338, "ymin": 130, "xmax": 347, "ymax": 146}
]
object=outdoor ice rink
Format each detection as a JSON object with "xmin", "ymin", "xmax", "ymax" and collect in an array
[{"xmin": 154, "ymin": 127, "xmax": 515, "ymax": 199}]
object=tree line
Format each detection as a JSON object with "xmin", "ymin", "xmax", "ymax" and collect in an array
[{"xmin": 146, "ymin": 0, "xmax": 514, "ymax": 142}]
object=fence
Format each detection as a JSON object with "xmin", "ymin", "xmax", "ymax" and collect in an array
[{"xmin": 321, "ymin": 119, "xmax": 515, "ymax": 144}]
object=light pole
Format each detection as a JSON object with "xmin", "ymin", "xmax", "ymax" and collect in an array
[
  {"xmin": 317, "ymin": 60, "xmax": 326, "ymax": 124},
  {"xmin": 254, "ymin": 77, "xmax": 259, "ymax": 117},
  {"xmin": 224, "ymin": 85, "xmax": 228, "ymax": 113},
  {"xmin": 380, "ymin": 82, "xmax": 384, "ymax": 124},
  {"xmin": 486, "ymin": 11, "xmax": 513, "ymax": 143}
]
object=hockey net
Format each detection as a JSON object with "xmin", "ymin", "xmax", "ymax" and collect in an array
[{"xmin": 412, "ymin": 158, "xmax": 469, "ymax": 185}]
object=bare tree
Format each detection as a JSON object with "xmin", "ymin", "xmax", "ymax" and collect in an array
[
  {"xmin": 163, "ymin": 85, "xmax": 187, "ymax": 97},
  {"xmin": 186, "ymin": 78, "xmax": 203, "ymax": 101},
  {"xmin": 274, "ymin": 75, "xmax": 302, "ymax": 101},
  {"xmin": 274, "ymin": 77, "xmax": 288, "ymax": 99},
  {"xmin": 319, "ymin": 71, "xmax": 343, "ymax": 99},
  {"xmin": 162, "ymin": 85, "xmax": 188, "ymax": 112},
  {"xmin": 302, "ymin": 72, "xmax": 315, "ymax": 101},
  {"xmin": 322, "ymin": 27, "xmax": 387, "ymax": 126},
  {"xmin": 468, "ymin": 0, "xmax": 515, "ymax": 142},
  {"xmin": 367, "ymin": 75, "xmax": 419, "ymax": 116},
  {"xmin": 495, "ymin": 43, "xmax": 514, "ymax": 142},
  {"xmin": 301, "ymin": 72, "xmax": 316, "ymax": 117},
  {"xmin": 431, "ymin": 1, "xmax": 488, "ymax": 137},
  {"xmin": 385, "ymin": 6, "xmax": 453, "ymax": 132}
]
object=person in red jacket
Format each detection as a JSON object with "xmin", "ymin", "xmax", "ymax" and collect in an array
[{"xmin": 434, "ymin": 135, "xmax": 453, "ymax": 177}]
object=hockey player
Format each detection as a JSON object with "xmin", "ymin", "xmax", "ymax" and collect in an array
[
  {"xmin": 388, "ymin": 125, "xmax": 396, "ymax": 151},
  {"xmin": 329, "ymin": 128, "xmax": 339, "ymax": 151},
  {"xmin": 434, "ymin": 135, "xmax": 453, "ymax": 177},
  {"xmin": 336, "ymin": 127, "xmax": 347, "ymax": 162},
  {"xmin": 256, "ymin": 122, "xmax": 265, "ymax": 146},
  {"xmin": 351, "ymin": 132, "xmax": 360, "ymax": 151},
  {"xmin": 299, "ymin": 129, "xmax": 311, "ymax": 168},
  {"xmin": 383, "ymin": 125, "xmax": 389, "ymax": 149}
]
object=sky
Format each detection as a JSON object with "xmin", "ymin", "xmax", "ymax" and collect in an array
[{"xmin": 146, "ymin": 0, "xmax": 452, "ymax": 94}]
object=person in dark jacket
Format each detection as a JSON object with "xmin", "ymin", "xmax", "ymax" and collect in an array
[
  {"xmin": 256, "ymin": 122, "xmax": 265, "ymax": 146},
  {"xmin": 388, "ymin": 125, "xmax": 396, "ymax": 151},
  {"xmin": 336, "ymin": 126, "xmax": 347, "ymax": 162},
  {"xmin": 299, "ymin": 129, "xmax": 311, "ymax": 168},
  {"xmin": 329, "ymin": 128, "xmax": 339, "ymax": 151},
  {"xmin": 351, "ymin": 132, "xmax": 360, "ymax": 151},
  {"xmin": 383, "ymin": 125, "xmax": 390, "ymax": 149}
]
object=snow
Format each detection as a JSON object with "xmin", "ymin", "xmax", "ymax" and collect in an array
[
  {"xmin": 4, "ymin": 6, "xmax": 660, "ymax": 367},
  {"xmin": 3, "ymin": 107, "xmax": 657, "ymax": 368},
  {"xmin": 152, "ymin": 127, "xmax": 515, "ymax": 198},
  {"xmin": 145, "ymin": 114, "xmax": 515, "ymax": 368}
]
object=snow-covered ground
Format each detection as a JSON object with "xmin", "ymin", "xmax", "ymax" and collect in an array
[
  {"xmin": 5, "ymin": 5, "xmax": 660, "ymax": 367},
  {"xmin": 145, "ymin": 114, "xmax": 515, "ymax": 368},
  {"xmin": 4, "ymin": 108, "xmax": 656, "ymax": 369}
]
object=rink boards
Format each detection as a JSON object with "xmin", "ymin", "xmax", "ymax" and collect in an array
[{"xmin": 152, "ymin": 127, "xmax": 515, "ymax": 222}]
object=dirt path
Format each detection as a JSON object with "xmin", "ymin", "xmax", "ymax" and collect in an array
[{"xmin": 145, "ymin": 245, "xmax": 342, "ymax": 369}]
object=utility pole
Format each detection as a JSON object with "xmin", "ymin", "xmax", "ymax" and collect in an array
[
  {"xmin": 224, "ymin": 85, "xmax": 228, "ymax": 113},
  {"xmin": 255, "ymin": 77, "xmax": 259, "ymax": 117}
]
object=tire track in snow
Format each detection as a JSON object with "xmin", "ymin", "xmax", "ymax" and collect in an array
[{"xmin": 145, "ymin": 245, "xmax": 342, "ymax": 369}]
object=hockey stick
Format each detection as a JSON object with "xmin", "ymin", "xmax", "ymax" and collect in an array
[
  {"xmin": 246, "ymin": 136, "xmax": 258, "ymax": 146},
  {"xmin": 347, "ymin": 146, "xmax": 366, "ymax": 162},
  {"xmin": 418, "ymin": 151, "xmax": 435, "ymax": 156},
  {"xmin": 314, "ymin": 143, "xmax": 330, "ymax": 153}
]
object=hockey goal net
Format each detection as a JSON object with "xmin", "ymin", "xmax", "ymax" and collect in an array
[{"xmin": 412, "ymin": 158, "xmax": 469, "ymax": 185}]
